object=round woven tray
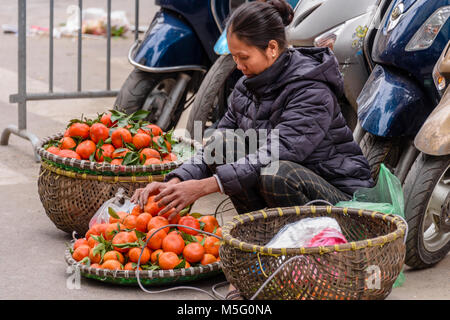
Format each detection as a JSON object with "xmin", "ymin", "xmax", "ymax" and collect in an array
[
  {"xmin": 220, "ymin": 206, "xmax": 407, "ymax": 300},
  {"xmin": 65, "ymin": 248, "xmax": 222, "ymax": 286},
  {"xmin": 36, "ymin": 133, "xmax": 201, "ymax": 235}
]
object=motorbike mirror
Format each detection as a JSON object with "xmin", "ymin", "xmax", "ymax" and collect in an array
[{"xmin": 214, "ymin": 29, "xmax": 230, "ymax": 56}]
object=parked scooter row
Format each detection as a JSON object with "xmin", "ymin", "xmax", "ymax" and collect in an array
[{"xmin": 114, "ymin": 0, "xmax": 450, "ymax": 269}]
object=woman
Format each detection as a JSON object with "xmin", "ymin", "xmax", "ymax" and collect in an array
[{"xmin": 131, "ymin": 0, "xmax": 374, "ymax": 219}]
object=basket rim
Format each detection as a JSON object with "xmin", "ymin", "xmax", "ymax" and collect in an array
[
  {"xmin": 65, "ymin": 248, "xmax": 221, "ymax": 280},
  {"xmin": 41, "ymin": 161, "xmax": 167, "ymax": 183},
  {"xmin": 221, "ymin": 205, "xmax": 407, "ymax": 256},
  {"xmin": 37, "ymin": 133, "xmax": 202, "ymax": 174}
]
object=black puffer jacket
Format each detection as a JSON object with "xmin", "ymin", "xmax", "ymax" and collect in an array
[{"xmin": 166, "ymin": 47, "xmax": 374, "ymax": 195}]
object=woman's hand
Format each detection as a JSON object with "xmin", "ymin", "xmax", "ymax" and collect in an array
[
  {"xmin": 154, "ymin": 177, "xmax": 220, "ymax": 220},
  {"xmin": 131, "ymin": 177, "xmax": 180, "ymax": 209}
]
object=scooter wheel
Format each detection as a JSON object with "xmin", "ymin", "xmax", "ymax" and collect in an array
[
  {"xmin": 403, "ymin": 153, "xmax": 450, "ymax": 269},
  {"xmin": 114, "ymin": 68, "xmax": 161, "ymax": 115}
]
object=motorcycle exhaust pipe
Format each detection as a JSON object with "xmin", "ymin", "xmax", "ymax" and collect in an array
[{"xmin": 156, "ymin": 72, "xmax": 192, "ymax": 130}]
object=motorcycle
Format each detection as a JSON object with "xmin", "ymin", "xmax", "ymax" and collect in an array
[
  {"xmin": 356, "ymin": 0, "xmax": 450, "ymax": 268},
  {"xmin": 186, "ymin": 0, "xmax": 390, "ymax": 138},
  {"xmin": 114, "ymin": 0, "xmax": 249, "ymax": 132},
  {"xmin": 402, "ymin": 41, "xmax": 450, "ymax": 269}
]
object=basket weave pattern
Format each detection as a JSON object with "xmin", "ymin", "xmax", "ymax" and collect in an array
[{"xmin": 220, "ymin": 206, "xmax": 406, "ymax": 300}]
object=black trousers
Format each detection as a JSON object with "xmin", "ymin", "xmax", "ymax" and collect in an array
[{"xmin": 204, "ymin": 131, "xmax": 351, "ymax": 214}]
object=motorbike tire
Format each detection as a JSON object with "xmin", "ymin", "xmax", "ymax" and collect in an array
[
  {"xmin": 403, "ymin": 153, "xmax": 450, "ymax": 269},
  {"xmin": 114, "ymin": 68, "xmax": 161, "ymax": 115},
  {"xmin": 359, "ymin": 132, "xmax": 402, "ymax": 181},
  {"xmin": 186, "ymin": 55, "xmax": 236, "ymax": 139}
]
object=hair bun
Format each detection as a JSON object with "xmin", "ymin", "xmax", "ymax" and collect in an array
[{"xmin": 267, "ymin": 0, "xmax": 294, "ymax": 26}]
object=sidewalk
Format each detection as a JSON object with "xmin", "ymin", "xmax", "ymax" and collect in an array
[{"xmin": 0, "ymin": 0, "xmax": 448, "ymax": 300}]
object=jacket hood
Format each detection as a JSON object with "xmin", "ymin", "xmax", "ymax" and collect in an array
[{"xmin": 243, "ymin": 47, "xmax": 344, "ymax": 98}]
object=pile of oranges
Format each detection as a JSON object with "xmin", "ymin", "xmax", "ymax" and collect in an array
[
  {"xmin": 70, "ymin": 196, "xmax": 222, "ymax": 271},
  {"xmin": 45, "ymin": 110, "xmax": 178, "ymax": 166}
]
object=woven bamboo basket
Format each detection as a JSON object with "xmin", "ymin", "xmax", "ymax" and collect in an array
[
  {"xmin": 37, "ymin": 133, "xmax": 201, "ymax": 235},
  {"xmin": 64, "ymin": 248, "xmax": 222, "ymax": 286},
  {"xmin": 220, "ymin": 206, "xmax": 407, "ymax": 300}
]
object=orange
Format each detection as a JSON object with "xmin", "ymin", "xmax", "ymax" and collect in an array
[
  {"xmin": 73, "ymin": 238, "xmax": 88, "ymax": 250},
  {"xmin": 136, "ymin": 213, "xmax": 152, "ymax": 233},
  {"xmin": 111, "ymin": 158, "xmax": 123, "ymax": 165},
  {"xmin": 215, "ymin": 227, "xmax": 222, "ymax": 238},
  {"xmin": 152, "ymin": 136, "xmax": 171, "ymax": 153},
  {"xmin": 168, "ymin": 213, "xmax": 181, "ymax": 225},
  {"xmin": 68, "ymin": 122, "xmax": 90, "ymax": 139},
  {"xmin": 58, "ymin": 149, "xmax": 81, "ymax": 160},
  {"xmin": 124, "ymin": 262, "xmax": 142, "ymax": 271},
  {"xmin": 72, "ymin": 245, "xmax": 90, "ymax": 262},
  {"xmin": 144, "ymin": 158, "xmax": 161, "ymax": 165},
  {"xmin": 185, "ymin": 261, "xmax": 191, "ymax": 268},
  {"xmin": 204, "ymin": 236, "xmax": 220, "ymax": 258},
  {"xmin": 201, "ymin": 253, "xmax": 217, "ymax": 265},
  {"xmin": 178, "ymin": 216, "xmax": 201, "ymax": 235},
  {"xmin": 183, "ymin": 242, "xmax": 205, "ymax": 263},
  {"xmin": 105, "ymin": 223, "xmax": 126, "ymax": 241},
  {"xmin": 151, "ymin": 249, "xmax": 163, "ymax": 264},
  {"xmin": 100, "ymin": 113, "xmax": 116, "ymax": 128},
  {"xmin": 87, "ymin": 236, "xmax": 99, "ymax": 248},
  {"xmin": 90, "ymin": 123, "xmax": 109, "ymax": 144},
  {"xmin": 64, "ymin": 129, "xmax": 70, "ymax": 137},
  {"xmin": 131, "ymin": 205, "xmax": 142, "ymax": 216},
  {"xmin": 139, "ymin": 148, "xmax": 160, "ymax": 161},
  {"xmin": 75, "ymin": 140, "xmax": 96, "ymax": 160},
  {"xmin": 103, "ymin": 250, "xmax": 125, "ymax": 264},
  {"xmin": 144, "ymin": 197, "xmax": 163, "ymax": 216},
  {"xmin": 195, "ymin": 235, "xmax": 204, "ymax": 243},
  {"xmin": 60, "ymin": 137, "xmax": 76, "ymax": 150},
  {"xmin": 127, "ymin": 230, "xmax": 139, "ymax": 243},
  {"xmin": 89, "ymin": 247, "xmax": 102, "ymax": 264},
  {"xmin": 95, "ymin": 143, "xmax": 115, "ymax": 162},
  {"xmin": 111, "ymin": 147, "xmax": 130, "ymax": 159},
  {"xmin": 123, "ymin": 215, "xmax": 138, "ymax": 230},
  {"xmin": 90, "ymin": 263, "xmax": 102, "ymax": 269},
  {"xmin": 112, "ymin": 231, "xmax": 132, "ymax": 253},
  {"xmin": 109, "ymin": 211, "xmax": 128, "ymax": 224},
  {"xmin": 128, "ymin": 247, "xmax": 151, "ymax": 264},
  {"xmin": 158, "ymin": 252, "xmax": 180, "ymax": 270},
  {"xmin": 101, "ymin": 260, "xmax": 123, "ymax": 270},
  {"xmin": 139, "ymin": 124, "xmax": 163, "ymax": 136},
  {"xmin": 146, "ymin": 228, "xmax": 167, "ymax": 250},
  {"xmin": 46, "ymin": 146, "xmax": 61, "ymax": 155},
  {"xmin": 147, "ymin": 216, "xmax": 169, "ymax": 233},
  {"xmin": 132, "ymin": 133, "xmax": 151, "ymax": 150},
  {"xmin": 199, "ymin": 215, "xmax": 219, "ymax": 233},
  {"xmin": 111, "ymin": 127, "xmax": 132, "ymax": 148},
  {"xmin": 162, "ymin": 233, "xmax": 185, "ymax": 255},
  {"xmin": 93, "ymin": 223, "xmax": 108, "ymax": 238},
  {"xmin": 162, "ymin": 152, "xmax": 178, "ymax": 162}
]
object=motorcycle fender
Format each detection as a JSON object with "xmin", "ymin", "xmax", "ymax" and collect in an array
[
  {"xmin": 414, "ymin": 85, "xmax": 450, "ymax": 156},
  {"xmin": 132, "ymin": 11, "xmax": 207, "ymax": 69},
  {"xmin": 357, "ymin": 64, "xmax": 433, "ymax": 137}
]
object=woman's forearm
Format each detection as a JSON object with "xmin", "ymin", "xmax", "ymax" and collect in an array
[{"xmin": 199, "ymin": 176, "xmax": 221, "ymax": 196}]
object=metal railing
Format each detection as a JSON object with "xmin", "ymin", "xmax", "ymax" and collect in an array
[{"xmin": 1, "ymin": 0, "xmax": 140, "ymax": 162}]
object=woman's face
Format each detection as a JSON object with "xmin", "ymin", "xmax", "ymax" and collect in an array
[{"xmin": 227, "ymin": 32, "xmax": 279, "ymax": 78}]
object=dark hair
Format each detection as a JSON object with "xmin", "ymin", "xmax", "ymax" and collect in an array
[{"xmin": 226, "ymin": 0, "xmax": 294, "ymax": 51}]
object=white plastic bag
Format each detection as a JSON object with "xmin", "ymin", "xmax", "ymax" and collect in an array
[
  {"xmin": 88, "ymin": 188, "xmax": 135, "ymax": 228},
  {"xmin": 266, "ymin": 217, "xmax": 345, "ymax": 248}
]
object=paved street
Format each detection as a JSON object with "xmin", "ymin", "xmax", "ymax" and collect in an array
[{"xmin": 0, "ymin": 1, "xmax": 448, "ymax": 300}]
